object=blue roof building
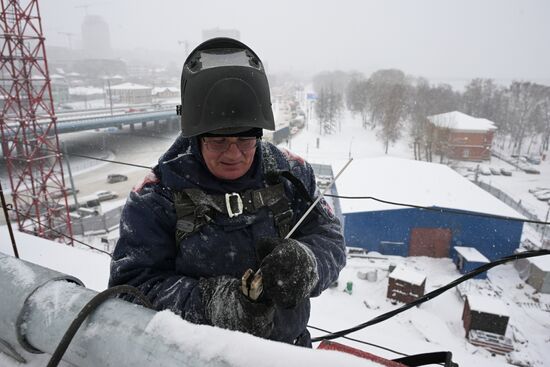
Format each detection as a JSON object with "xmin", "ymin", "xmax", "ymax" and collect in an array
[{"xmin": 335, "ymin": 157, "xmax": 524, "ymax": 261}]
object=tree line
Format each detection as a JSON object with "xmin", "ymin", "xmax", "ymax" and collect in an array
[{"xmin": 312, "ymin": 70, "xmax": 550, "ymax": 159}]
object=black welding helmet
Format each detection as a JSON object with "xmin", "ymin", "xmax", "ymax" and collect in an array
[{"xmin": 177, "ymin": 38, "xmax": 275, "ymax": 137}]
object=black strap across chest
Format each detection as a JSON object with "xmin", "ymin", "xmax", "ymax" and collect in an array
[{"xmin": 173, "ymin": 182, "xmax": 293, "ymax": 242}]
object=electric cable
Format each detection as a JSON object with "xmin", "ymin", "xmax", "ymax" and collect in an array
[
  {"xmin": 307, "ymin": 325, "xmax": 408, "ymax": 357},
  {"xmin": 39, "ymin": 142, "xmax": 550, "ymax": 228},
  {"xmin": 61, "ymin": 151, "xmax": 152, "ymax": 169},
  {"xmin": 41, "ymin": 145, "xmax": 156, "ymax": 170},
  {"xmin": 40, "ymin": 146, "xmax": 152, "ymax": 170},
  {"xmin": 7, "ymin": 207, "xmax": 112, "ymax": 257},
  {"xmin": 325, "ymin": 194, "xmax": 550, "ymax": 226},
  {"xmin": 310, "ymin": 249, "xmax": 550, "ymax": 343},
  {"xmin": 46, "ymin": 285, "xmax": 153, "ymax": 367}
]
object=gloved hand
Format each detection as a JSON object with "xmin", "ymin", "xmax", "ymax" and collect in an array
[
  {"xmin": 199, "ymin": 276, "xmax": 274, "ymax": 338},
  {"xmin": 257, "ymin": 238, "xmax": 319, "ymax": 308}
]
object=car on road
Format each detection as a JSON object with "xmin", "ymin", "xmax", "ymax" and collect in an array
[
  {"xmin": 520, "ymin": 164, "xmax": 541, "ymax": 174},
  {"xmin": 107, "ymin": 174, "xmax": 128, "ymax": 183},
  {"xmin": 489, "ymin": 168, "xmax": 501, "ymax": 175},
  {"xmin": 526, "ymin": 155, "xmax": 542, "ymax": 165},
  {"xmin": 535, "ymin": 191, "xmax": 550, "ymax": 201},
  {"xmin": 94, "ymin": 190, "xmax": 118, "ymax": 202},
  {"xmin": 478, "ymin": 166, "xmax": 492, "ymax": 175},
  {"xmin": 51, "ymin": 188, "xmax": 80, "ymax": 199},
  {"xmin": 500, "ymin": 168, "xmax": 512, "ymax": 176},
  {"xmin": 528, "ymin": 187, "xmax": 550, "ymax": 194}
]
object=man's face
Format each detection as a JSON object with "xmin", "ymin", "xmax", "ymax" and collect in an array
[{"xmin": 200, "ymin": 136, "xmax": 258, "ymax": 180}]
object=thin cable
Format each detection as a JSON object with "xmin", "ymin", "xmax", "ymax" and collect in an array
[
  {"xmin": 326, "ymin": 194, "xmax": 550, "ymax": 226},
  {"xmin": 307, "ymin": 325, "xmax": 408, "ymax": 357},
  {"xmin": 8, "ymin": 207, "xmax": 112, "ymax": 257},
  {"xmin": 39, "ymin": 146, "xmax": 152, "ymax": 170},
  {"xmin": 0, "ymin": 181, "xmax": 19, "ymax": 258},
  {"xmin": 311, "ymin": 249, "xmax": 550, "ymax": 342},
  {"xmin": 60, "ymin": 151, "xmax": 152, "ymax": 170},
  {"xmin": 286, "ymin": 158, "xmax": 353, "ymax": 239}
]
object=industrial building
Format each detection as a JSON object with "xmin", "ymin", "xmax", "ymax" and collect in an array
[{"xmin": 337, "ymin": 157, "xmax": 524, "ymax": 261}]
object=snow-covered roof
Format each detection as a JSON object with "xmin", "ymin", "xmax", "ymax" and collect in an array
[
  {"xmin": 110, "ymin": 82, "xmax": 151, "ymax": 90},
  {"xmin": 389, "ymin": 267, "xmax": 426, "ymax": 285},
  {"xmin": 335, "ymin": 156, "xmax": 523, "ymax": 218},
  {"xmin": 0, "ymin": 227, "xmax": 110, "ymax": 291},
  {"xmin": 530, "ymin": 255, "xmax": 550, "ymax": 272},
  {"xmin": 454, "ymin": 246, "xmax": 490, "ymax": 263},
  {"xmin": 69, "ymin": 86, "xmax": 104, "ymax": 96},
  {"xmin": 152, "ymin": 87, "xmax": 179, "ymax": 94},
  {"xmin": 428, "ymin": 111, "xmax": 497, "ymax": 132},
  {"xmin": 467, "ymin": 294, "xmax": 510, "ymax": 317}
]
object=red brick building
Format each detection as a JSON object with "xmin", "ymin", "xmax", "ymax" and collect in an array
[{"xmin": 428, "ymin": 111, "xmax": 496, "ymax": 161}]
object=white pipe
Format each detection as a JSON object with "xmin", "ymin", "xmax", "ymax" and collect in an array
[{"xmin": 0, "ymin": 254, "xmax": 380, "ymax": 367}]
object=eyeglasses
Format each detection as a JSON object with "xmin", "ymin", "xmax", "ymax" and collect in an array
[{"xmin": 202, "ymin": 137, "xmax": 259, "ymax": 153}]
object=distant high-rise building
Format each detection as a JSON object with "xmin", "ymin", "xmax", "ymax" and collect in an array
[
  {"xmin": 81, "ymin": 15, "xmax": 112, "ymax": 58},
  {"xmin": 202, "ymin": 28, "xmax": 240, "ymax": 41}
]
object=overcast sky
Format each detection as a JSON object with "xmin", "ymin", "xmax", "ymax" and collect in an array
[{"xmin": 40, "ymin": 0, "xmax": 550, "ymax": 83}]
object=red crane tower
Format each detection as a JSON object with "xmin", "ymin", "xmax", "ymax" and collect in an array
[{"xmin": 0, "ymin": 0, "xmax": 73, "ymax": 243}]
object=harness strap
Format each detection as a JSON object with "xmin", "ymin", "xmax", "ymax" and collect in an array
[{"xmin": 173, "ymin": 183, "xmax": 292, "ymax": 241}]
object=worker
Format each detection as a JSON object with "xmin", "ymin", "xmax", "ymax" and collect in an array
[{"xmin": 108, "ymin": 38, "xmax": 346, "ymax": 347}]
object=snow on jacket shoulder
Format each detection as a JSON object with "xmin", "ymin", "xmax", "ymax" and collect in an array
[{"xmin": 109, "ymin": 137, "xmax": 346, "ymax": 345}]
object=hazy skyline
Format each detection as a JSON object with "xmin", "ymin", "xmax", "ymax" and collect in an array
[{"xmin": 40, "ymin": 0, "xmax": 550, "ymax": 83}]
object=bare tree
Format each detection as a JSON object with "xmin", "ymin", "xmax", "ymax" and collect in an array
[
  {"xmin": 507, "ymin": 82, "xmax": 545, "ymax": 155},
  {"xmin": 377, "ymin": 83, "xmax": 408, "ymax": 154},
  {"xmin": 346, "ymin": 75, "xmax": 370, "ymax": 128},
  {"xmin": 315, "ymin": 84, "xmax": 342, "ymax": 135},
  {"xmin": 538, "ymin": 86, "xmax": 550, "ymax": 153}
]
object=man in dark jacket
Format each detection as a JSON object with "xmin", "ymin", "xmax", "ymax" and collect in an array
[{"xmin": 109, "ymin": 38, "xmax": 346, "ymax": 347}]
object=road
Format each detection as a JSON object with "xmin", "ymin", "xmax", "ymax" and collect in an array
[
  {"xmin": 0, "ymin": 124, "xmax": 179, "ymax": 225},
  {"xmin": 64, "ymin": 126, "xmax": 178, "ymax": 202}
]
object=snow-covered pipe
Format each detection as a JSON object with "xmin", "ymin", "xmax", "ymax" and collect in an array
[
  {"xmin": 0, "ymin": 254, "xmax": 378, "ymax": 367},
  {"xmin": 0, "ymin": 253, "xmax": 83, "ymax": 354}
]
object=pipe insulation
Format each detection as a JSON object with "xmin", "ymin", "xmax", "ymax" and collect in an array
[{"xmin": 0, "ymin": 254, "xmax": 375, "ymax": 367}]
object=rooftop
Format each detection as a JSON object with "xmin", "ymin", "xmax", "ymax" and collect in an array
[
  {"xmin": 428, "ymin": 111, "xmax": 496, "ymax": 132},
  {"xmin": 389, "ymin": 267, "xmax": 426, "ymax": 286},
  {"xmin": 454, "ymin": 246, "xmax": 490, "ymax": 263},
  {"xmin": 467, "ymin": 294, "xmax": 510, "ymax": 317},
  {"xmin": 335, "ymin": 156, "xmax": 523, "ymax": 219}
]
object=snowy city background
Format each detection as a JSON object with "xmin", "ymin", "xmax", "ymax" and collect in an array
[{"xmin": 1, "ymin": 0, "xmax": 550, "ymax": 366}]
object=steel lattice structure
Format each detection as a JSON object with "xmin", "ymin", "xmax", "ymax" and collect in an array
[{"xmin": 0, "ymin": 0, "xmax": 73, "ymax": 243}]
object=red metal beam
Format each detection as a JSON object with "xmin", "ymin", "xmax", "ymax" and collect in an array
[{"xmin": 1, "ymin": 0, "xmax": 72, "ymax": 243}]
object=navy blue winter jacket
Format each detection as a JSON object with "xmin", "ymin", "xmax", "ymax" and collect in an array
[{"xmin": 109, "ymin": 135, "xmax": 346, "ymax": 345}]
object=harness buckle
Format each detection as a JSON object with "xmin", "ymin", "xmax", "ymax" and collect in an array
[{"xmin": 225, "ymin": 192, "xmax": 244, "ymax": 218}]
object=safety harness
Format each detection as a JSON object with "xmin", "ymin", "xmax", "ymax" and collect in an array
[
  {"xmin": 173, "ymin": 182, "xmax": 293, "ymax": 242},
  {"xmin": 172, "ymin": 143, "xmax": 297, "ymax": 243}
]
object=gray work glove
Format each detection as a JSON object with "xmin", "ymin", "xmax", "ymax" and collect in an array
[
  {"xmin": 200, "ymin": 276, "xmax": 274, "ymax": 338},
  {"xmin": 257, "ymin": 238, "xmax": 319, "ymax": 308}
]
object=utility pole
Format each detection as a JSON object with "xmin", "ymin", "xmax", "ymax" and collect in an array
[
  {"xmin": 62, "ymin": 143, "xmax": 79, "ymax": 209},
  {"xmin": 107, "ymin": 79, "xmax": 113, "ymax": 115}
]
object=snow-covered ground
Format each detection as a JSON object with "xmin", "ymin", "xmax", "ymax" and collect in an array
[{"xmin": 1, "ymin": 105, "xmax": 550, "ymax": 366}]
